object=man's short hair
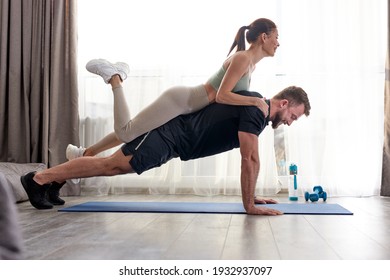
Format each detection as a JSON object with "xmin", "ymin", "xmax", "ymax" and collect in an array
[{"xmin": 274, "ymin": 86, "xmax": 311, "ymax": 116}]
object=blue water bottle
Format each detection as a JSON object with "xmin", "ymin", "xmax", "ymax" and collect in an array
[{"xmin": 289, "ymin": 164, "xmax": 298, "ymax": 201}]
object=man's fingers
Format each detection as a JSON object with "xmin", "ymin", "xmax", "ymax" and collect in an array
[
  {"xmin": 254, "ymin": 197, "xmax": 279, "ymax": 204},
  {"xmin": 262, "ymin": 208, "xmax": 283, "ymax": 215},
  {"xmin": 263, "ymin": 198, "xmax": 278, "ymax": 204},
  {"xmin": 247, "ymin": 206, "xmax": 284, "ymax": 215}
]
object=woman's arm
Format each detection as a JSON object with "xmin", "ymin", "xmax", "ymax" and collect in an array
[{"xmin": 216, "ymin": 53, "xmax": 269, "ymax": 116}]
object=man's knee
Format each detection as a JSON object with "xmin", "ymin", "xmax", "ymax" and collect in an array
[{"xmin": 106, "ymin": 149, "xmax": 134, "ymax": 175}]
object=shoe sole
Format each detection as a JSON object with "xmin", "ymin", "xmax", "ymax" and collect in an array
[
  {"xmin": 86, "ymin": 59, "xmax": 129, "ymax": 82},
  {"xmin": 85, "ymin": 58, "xmax": 108, "ymax": 70},
  {"xmin": 66, "ymin": 144, "xmax": 77, "ymax": 160}
]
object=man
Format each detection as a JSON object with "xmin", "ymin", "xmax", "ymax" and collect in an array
[{"xmin": 21, "ymin": 86, "xmax": 311, "ymax": 215}]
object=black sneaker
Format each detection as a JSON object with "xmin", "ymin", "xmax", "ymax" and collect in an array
[
  {"xmin": 47, "ymin": 182, "xmax": 66, "ymax": 205},
  {"xmin": 20, "ymin": 172, "xmax": 53, "ymax": 209}
]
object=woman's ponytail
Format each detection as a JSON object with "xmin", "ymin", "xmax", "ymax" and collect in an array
[
  {"xmin": 227, "ymin": 18, "xmax": 276, "ymax": 56},
  {"xmin": 227, "ymin": 26, "xmax": 248, "ymax": 56}
]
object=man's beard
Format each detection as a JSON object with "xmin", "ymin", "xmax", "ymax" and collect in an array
[{"xmin": 271, "ymin": 112, "xmax": 283, "ymax": 129}]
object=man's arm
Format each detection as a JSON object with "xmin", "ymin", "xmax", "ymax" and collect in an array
[{"xmin": 238, "ymin": 131, "xmax": 283, "ymax": 215}]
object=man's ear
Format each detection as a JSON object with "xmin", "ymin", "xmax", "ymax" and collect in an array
[{"xmin": 280, "ymin": 99, "xmax": 289, "ymax": 108}]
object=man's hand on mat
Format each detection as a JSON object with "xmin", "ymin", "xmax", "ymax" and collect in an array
[
  {"xmin": 246, "ymin": 205, "xmax": 283, "ymax": 215},
  {"xmin": 254, "ymin": 197, "xmax": 278, "ymax": 204}
]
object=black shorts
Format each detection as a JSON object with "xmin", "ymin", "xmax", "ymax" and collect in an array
[{"xmin": 121, "ymin": 126, "xmax": 179, "ymax": 175}]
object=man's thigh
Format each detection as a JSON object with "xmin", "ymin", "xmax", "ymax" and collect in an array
[{"xmin": 121, "ymin": 130, "xmax": 178, "ymax": 175}]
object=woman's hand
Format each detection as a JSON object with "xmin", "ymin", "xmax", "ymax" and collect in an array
[{"xmin": 256, "ymin": 98, "xmax": 269, "ymax": 117}]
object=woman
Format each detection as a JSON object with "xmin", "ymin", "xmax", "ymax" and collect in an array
[{"xmin": 68, "ymin": 17, "xmax": 279, "ymax": 158}]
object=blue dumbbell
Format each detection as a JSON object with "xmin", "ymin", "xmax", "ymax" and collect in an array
[{"xmin": 304, "ymin": 186, "xmax": 327, "ymax": 202}]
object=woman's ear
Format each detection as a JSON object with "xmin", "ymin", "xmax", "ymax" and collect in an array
[{"xmin": 261, "ymin": 32, "xmax": 267, "ymax": 42}]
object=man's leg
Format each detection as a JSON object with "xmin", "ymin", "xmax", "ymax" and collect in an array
[
  {"xmin": 21, "ymin": 148, "xmax": 134, "ymax": 209},
  {"xmin": 35, "ymin": 148, "xmax": 133, "ymax": 185}
]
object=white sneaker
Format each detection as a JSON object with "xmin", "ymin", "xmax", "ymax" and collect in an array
[
  {"xmin": 66, "ymin": 144, "xmax": 86, "ymax": 184},
  {"xmin": 86, "ymin": 59, "xmax": 130, "ymax": 84},
  {"xmin": 66, "ymin": 144, "xmax": 86, "ymax": 160}
]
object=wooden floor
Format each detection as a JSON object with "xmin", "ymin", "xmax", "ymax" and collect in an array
[{"xmin": 16, "ymin": 194, "xmax": 390, "ymax": 260}]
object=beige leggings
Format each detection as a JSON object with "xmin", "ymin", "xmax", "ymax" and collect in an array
[{"xmin": 89, "ymin": 84, "xmax": 210, "ymax": 154}]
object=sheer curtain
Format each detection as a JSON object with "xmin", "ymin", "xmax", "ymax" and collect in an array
[
  {"xmin": 77, "ymin": 0, "xmax": 386, "ymax": 197},
  {"xmin": 279, "ymin": 0, "xmax": 386, "ymax": 197}
]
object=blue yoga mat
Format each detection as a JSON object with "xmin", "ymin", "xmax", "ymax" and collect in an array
[{"xmin": 59, "ymin": 201, "xmax": 353, "ymax": 215}]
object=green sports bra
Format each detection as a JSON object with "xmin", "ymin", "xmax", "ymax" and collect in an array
[{"xmin": 207, "ymin": 65, "xmax": 251, "ymax": 92}]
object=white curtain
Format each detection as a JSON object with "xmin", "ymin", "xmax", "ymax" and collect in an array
[
  {"xmin": 77, "ymin": 0, "xmax": 386, "ymax": 197},
  {"xmin": 279, "ymin": 0, "xmax": 386, "ymax": 197}
]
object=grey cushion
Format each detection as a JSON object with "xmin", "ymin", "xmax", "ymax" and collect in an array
[{"xmin": 0, "ymin": 162, "xmax": 46, "ymax": 202}]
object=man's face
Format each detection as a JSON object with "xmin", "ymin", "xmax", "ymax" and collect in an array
[{"xmin": 272, "ymin": 102, "xmax": 305, "ymax": 129}]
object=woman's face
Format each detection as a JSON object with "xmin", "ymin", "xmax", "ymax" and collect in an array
[{"xmin": 263, "ymin": 29, "xmax": 280, "ymax": 57}]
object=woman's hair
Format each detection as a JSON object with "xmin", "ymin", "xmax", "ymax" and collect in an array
[
  {"xmin": 274, "ymin": 86, "xmax": 311, "ymax": 116},
  {"xmin": 228, "ymin": 18, "xmax": 277, "ymax": 56}
]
